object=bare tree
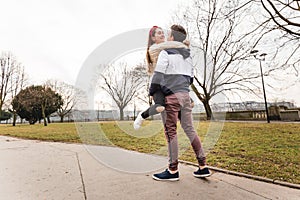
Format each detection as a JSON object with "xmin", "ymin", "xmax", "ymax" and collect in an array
[
  {"xmin": 172, "ymin": 0, "xmax": 272, "ymax": 119},
  {"xmin": 257, "ymin": 0, "xmax": 300, "ymax": 81},
  {"xmin": 0, "ymin": 52, "xmax": 12, "ymax": 117},
  {"xmin": 131, "ymin": 62, "xmax": 151, "ymax": 105},
  {"xmin": 260, "ymin": 0, "xmax": 300, "ymax": 37},
  {"xmin": 9, "ymin": 63, "xmax": 27, "ymax": 126},
  {"xmin": 0, "ymin": 52, "xmax": 25, "ymax": 120},
  {"xmin": 99, "ymin": 62, "xmax": 146, "ymax": 120},
  {"xmin": 129, "ymin": 62, "xmax": 151, "ymax": 119},
  {"xmin": 46, "ymin": 80, "xmax": 83, "ymax": 122}
]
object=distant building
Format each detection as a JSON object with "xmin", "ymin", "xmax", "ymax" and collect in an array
[
  {"xmin": 208, "ymin": 101, "xmax": 296, "ymax": 112},
  {"xmin": 4, "ymin": 100, "xmax": 297, "ymax": 124}
]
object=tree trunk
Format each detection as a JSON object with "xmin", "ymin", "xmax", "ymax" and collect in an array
[
  {"xmin": 47, "ymin": 116, "xmax": 51, "ymax": 124},
  {"xmin": 191, "ymin": 84, "xmax": 213, "ymax": 120},
  {"xmin": 60, "ymin": 115, "xmax": 64, "ymax": 123},
  {"xmin": 202, "ymin": 99, "xmax": 213, "ymax": 120},
  {"xmin": 41, "ymin": 104, "xmax": 47, "ymax": 126},
  {"xmin": 12, "ymin": 112, "xmax": 17, "ymax": 126},
  {"xmin": 0, "ymin": 101, "xmax": 4, "ymax": 118},
  {"xmin": 119, "ymin": 107, "xmax": 124, "ymax": 121},
  {"xmin": 133, "ymin": 103, "xmax": 136, "ymax": 120},
  {"xmin": 29, "ymin": 119, "xmax": 35, "ymax": 125}
]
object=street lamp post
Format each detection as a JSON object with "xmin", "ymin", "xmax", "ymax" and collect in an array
[{"xmin": 250, "ymin": 50, "xmax": 270, "ymax": 123}]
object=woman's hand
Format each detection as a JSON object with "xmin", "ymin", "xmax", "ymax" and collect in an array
[{"xmin": 183, "ymin": 39, "xmax": 190, "ymax": 47}]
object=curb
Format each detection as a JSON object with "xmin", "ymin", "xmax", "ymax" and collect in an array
[{"xmin": 178, "ymin": 160, "xmax": 300, "ymax": 190}]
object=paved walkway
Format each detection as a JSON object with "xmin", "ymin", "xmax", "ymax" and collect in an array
[{"xmin": 0, "ymin": 136, "xmax": 299, "ymax": 200}]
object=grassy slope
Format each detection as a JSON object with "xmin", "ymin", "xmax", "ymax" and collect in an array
[{"xmin": 0, "ymin": 121, "xmax": 299, "ymax": 184}]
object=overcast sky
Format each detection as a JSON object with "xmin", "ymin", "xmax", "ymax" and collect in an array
[
  {"xmin": 0, "ymin": 0, "xmax": 186, "ymax": 83},
  {"xmin": 1, "ymin": 0, "xmax": 299, "ymax": 106}
]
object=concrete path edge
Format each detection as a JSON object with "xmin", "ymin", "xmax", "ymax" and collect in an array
[{"xmin": 179, "ymin": 160, "xmax": 300, "ymax": 190}]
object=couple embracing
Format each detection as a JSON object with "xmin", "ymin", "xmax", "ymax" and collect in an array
[{"xmin": 134, "ymin": 25, "xmax": 211, "ymax": 181}]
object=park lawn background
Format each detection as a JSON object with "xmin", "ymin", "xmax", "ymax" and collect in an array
[{"xmin": 0, "ymin": 121, "xmax": 299, "ymax": 184}]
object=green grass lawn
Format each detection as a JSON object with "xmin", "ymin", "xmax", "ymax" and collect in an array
[{"xmin": 0, "ymin": 121, "xmax": 299, "ymax": 184}]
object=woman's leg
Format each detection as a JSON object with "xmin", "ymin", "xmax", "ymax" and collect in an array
[
  {"xmin": 134, "ymin": 90, "xmax": 165, "ymax": 130},
  {"xmin": 141, "ymin": 90, "xmax": 165, "ymax": 119}
]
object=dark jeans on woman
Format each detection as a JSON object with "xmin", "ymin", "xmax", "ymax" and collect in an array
[{"xmin": 141, "ymin": 90, "xmax": 165, "ymax": 119}]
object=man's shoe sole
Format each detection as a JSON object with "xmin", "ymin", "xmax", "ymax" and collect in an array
[
  {"xmin": 152, "ymin": 175, "xmax": 179, "ymax": 181},
  {"xmin": 193, "ymin": 173, "xmax": 211, "ymax": 178}
]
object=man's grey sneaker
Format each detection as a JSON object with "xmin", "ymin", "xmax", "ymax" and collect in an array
[
  {"xmin": 133, "ymin": 112, "xmax": 144, "ymax": 130},
  {"xmin": 152, "ymin": 169, "xmax": 179, "ymax": 181},
  {"xmin": 193, "ymin": 167, "xmax": 211, "ymax": 178}
]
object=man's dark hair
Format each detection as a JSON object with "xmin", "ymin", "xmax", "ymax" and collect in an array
[{"xmin": 170, "ymin": 24, "xmax": 187, "ymax": 42}]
